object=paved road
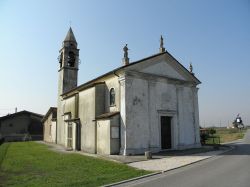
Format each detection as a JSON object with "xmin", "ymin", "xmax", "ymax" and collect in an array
[{"xmin": 117, "ymin": 130, "xmax": 250, "ymax": 187}]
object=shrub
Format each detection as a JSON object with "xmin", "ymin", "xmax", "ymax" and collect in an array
[
  {"xmin": 209, "ymin": 128, "xmax": 216, "ymax": 136},
  {"xmin": 200, "ymin": 133, "xmax": 209, "ymax": 145}
]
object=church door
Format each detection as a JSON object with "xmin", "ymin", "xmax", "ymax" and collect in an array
[
  {"xmin": 161, "ymin": 116, "xmax": 172, "ymax": 149},
  {"xmin": 67, "ymin": 122, "xmax": 73, "ymax": 148},
  {"xmin": 75, "ymin": 122, "xmax": 81, "ymax": 151}
]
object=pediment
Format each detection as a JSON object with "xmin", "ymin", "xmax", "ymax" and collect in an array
[
  {"xmin": 140, "ymin": 60, "xmax": 186, "ymax": 80},
  {"xmin": 126, "ymin": 53, "xmax": 199, "ymax": 83}
]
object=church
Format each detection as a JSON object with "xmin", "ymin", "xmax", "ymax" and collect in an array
[{"xmin": 44, "ymin": 27, "xmax": 201, "ymax": 155}]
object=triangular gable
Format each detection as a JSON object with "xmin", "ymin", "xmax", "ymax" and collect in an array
[
  {"xmin": 125, "ymin": 52, "xmax": 200, "ymax": 84},
  {"xmin": 140, "ymin": 60, "xmax": 186, "ymax": 80}
]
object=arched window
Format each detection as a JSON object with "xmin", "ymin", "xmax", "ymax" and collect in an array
[{"xmin": 110, "ymin": 88, "xmax": 115, "ymax": 106}]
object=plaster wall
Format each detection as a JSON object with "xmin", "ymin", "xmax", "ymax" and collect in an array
[
  {"xmin": 110, "ymin": 115, "xmax": 120, "ymax": 154},
  {"xmin": 43, "ymin": 113, "xmax": 54, "ymax": 142},
  {"xmin": 62, "ymin": 96, "xmax": 76, "ymax": 147},
  {"xmin": 64, "ymin": 96, "xmax": 76, "ymax": 117},
  {"xmin": 120, "ymin": 72, "xmax": 200, "ymax": 155},
  {"xmin": 56, "ymin": 99, "xmax": 64, "ymax": 145},
  {"xmin": 97, "ymin": 119, "xmax": 110, "ymax": 154},
  {"xmin": 51, "ymin": 121, "xmax": 56, "ymax": 143},
  {"xmin": 96, "ymin": 115, "xmax": 120, "ymax": 155},
  {"xmin": 141, "ymin": 60, "xmax": 185, "ymax": 80},
  {"xmin": 104, "ymin": 76, "xmax": 120, "ymax": 113},
  {"xmin": 95, "ymin": 84, "xmax": 105, "ymax": 116},
  {"xmin": 57, "ymin": 67, "xmax": 77, "ymax": 145},
  {"xmin": 177, "ymin": 86, "xmax": 201, "ymax": 148},
  {"xmin": 78, "ymin": 87, "xmax": 96, "ymax": 153}
]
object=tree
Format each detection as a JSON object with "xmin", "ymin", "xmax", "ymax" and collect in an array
[{"xmin": 209, "ymin": 128, "xmax": 216, "ymax": 136}]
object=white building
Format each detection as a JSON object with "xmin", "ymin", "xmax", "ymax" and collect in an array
[{"xmin": 51, "ymin": 28, "xmax": 201, "ymax": 155}]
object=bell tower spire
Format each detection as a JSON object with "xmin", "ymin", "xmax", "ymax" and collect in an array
[
  {"xmin": 58, "ymin": 27, "xmax": 79, "ymax": 94},
  {"xmin": 57, "ymin": 27, "xmax": 79, "ymax": 145}
]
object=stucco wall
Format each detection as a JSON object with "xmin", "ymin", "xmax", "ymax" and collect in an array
[
  {"xmin": 96, "ymin": 114, "xmax": 120, "ymax": 155},
  {"xmin": 43, "ymin": 113, "xmax": 52, "ymax": 142},
  {"xmin": 57, "ymin": 96, "xmax": 64, "ymax": 145},
  {"xmin": 78, "ymin": 87, "xmax": 96, "ymax": 153},
  {"xmin": 58, "ymin": 84, "xmax": 105, "ymax": 153},
  {"xmin": 120, "ymin": 70, "xmax": 200, "ymax": 155},
  {"xmin": 51, "ymin": 121, "xmax": 56, "ymax": 142},
  {"xmin": 110, "ymin": 115, "xmax": 120, "ymax": 154},
  {"xmin": 97, "ymin": 119, "xmax": 110, "ymax": 154},
  {"xmin": 95, "ymin": 84, "xmax": 105, "ymax": 116},
  {"xmin": 56, "ymin": 94, "xmax": 77, "ymax": 148},
  {"xmin": 64, "ymin": 96, "xmax": 76, "ymax": 117},
  {"xmin": 104, "ymin": 76, "xmax": 120, "ymax": 113},
  {"xmin": 43, "ymin": 113, "xmax": 56, "ymax": 143}
]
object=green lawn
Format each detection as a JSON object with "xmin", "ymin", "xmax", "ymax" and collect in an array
[{"xmin": 0, "ymin": 142, "xmax": 150, "ymax": 187}]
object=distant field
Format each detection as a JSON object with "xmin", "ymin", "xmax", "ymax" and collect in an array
[
  {"xmin": 205, "ymin": 127, "xmax": 246, "ymax": 144},
  {"xmin": 0, "ymin": 142, "xmax": 150, "ymax": 187}
]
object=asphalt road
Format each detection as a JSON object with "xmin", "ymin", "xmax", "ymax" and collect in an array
[{"xmin": 117, "ymin": 130, "xmax": 250, "ymax": 187}]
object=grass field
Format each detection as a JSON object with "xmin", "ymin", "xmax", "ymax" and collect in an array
[
  {"xmin": 0, "ymin": 142, "xmax": 150, "ymax": 187},
  {"xmin": 205, "ymin": 128, "xmax": 246, "ymax": 144}
]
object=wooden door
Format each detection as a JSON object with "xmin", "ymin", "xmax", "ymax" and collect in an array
[
  {"xmin": 161, "ymin": 116, "xmax": 172, "ymax": 149},
  {"xmin": 75, "ymin": 122, "xmax": 81, "ymax": 151}
]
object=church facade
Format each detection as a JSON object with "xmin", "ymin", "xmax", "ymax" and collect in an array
[{"xmin": 54, "ymin": 28, "xmax": 201, "ymax": 155}]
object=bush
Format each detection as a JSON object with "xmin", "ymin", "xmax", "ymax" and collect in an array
[
  {"xmin": 200, "ymin": 133, "xmax": 209, "ymax": 145},
  {"xmin": 209, "ymin": 128, "xmax": 216, "ymax": 136}
]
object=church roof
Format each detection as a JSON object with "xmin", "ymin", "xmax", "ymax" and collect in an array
[
  {"xmin": 62, "ymin": 51, "xmax": 201, "ymax": 97},
  {"xmin": 0, "ymin": 110, "xmax": 44, "ymax": 121},
  {"xmin": 41, "ymin": 107, "xmax": 57, "ymax": 123},
  {"xmin": 64, "ymin": 27, "xmax": 77, "ymax": 43}
]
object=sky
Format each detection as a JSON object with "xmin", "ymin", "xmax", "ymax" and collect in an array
[{"xmin": 0, "ymin": 0, "xmax": 249, "ymax": 127}]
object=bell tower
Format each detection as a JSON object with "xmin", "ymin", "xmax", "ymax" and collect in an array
[
  {"xmin": 57, "ymin": 27, "xmax": 79, "ymax": 145},
  {"xmin": 58, "ymin": 27, "xmax": 79, "ymax": 94}
]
